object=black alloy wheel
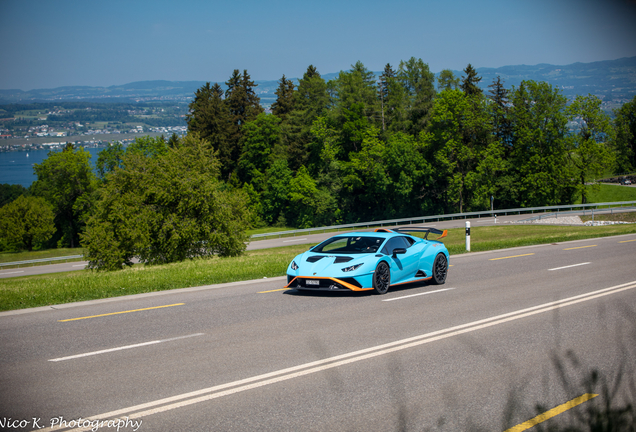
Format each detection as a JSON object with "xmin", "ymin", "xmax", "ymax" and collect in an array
[
  {"xmin": 432, "ymin": 253, "xmax": 448, "ymax": 285},
  {"xmin": 373, "ymin": 261, "xmax": 391, "ymax": 294}
]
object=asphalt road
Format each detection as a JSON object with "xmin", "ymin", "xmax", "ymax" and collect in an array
[{"xmin": 1, "ymin": 234, "xmax": 635, "ymax": 431}]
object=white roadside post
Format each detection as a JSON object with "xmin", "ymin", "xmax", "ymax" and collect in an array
[{"xmin": 465, "ymin": 221, "xmax": 471, "ymax": 252}]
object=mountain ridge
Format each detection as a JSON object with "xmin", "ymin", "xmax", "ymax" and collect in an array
[{"xmin": 1, "ymin": 56, "xmax": 634, "ymax": 105}]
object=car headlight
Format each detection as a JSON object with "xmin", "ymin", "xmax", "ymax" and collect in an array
[
  {"xmin": 291, "ymin": 261, "xmax": 299, "ymax": 270},
  {"xmin": 341, "ymin": 263, "xmax": 363, "ymax": 272}
]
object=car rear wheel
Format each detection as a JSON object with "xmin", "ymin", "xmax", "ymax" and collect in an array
[
  {"xmin": 373, "ymin": 261, "xmax": 391, "ymax": 294},
  {"xmin": 432, "ymin": 253, "xmax": 448, "ymax": 285}
]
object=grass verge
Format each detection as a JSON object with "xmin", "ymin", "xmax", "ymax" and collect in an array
[
  {"xmin": 575, "ymin": 183, "xmax": 636, "ymax": 204},
  {"xmin": 2, "ymin": 224, "xmax": 636, "ymax": 312}
]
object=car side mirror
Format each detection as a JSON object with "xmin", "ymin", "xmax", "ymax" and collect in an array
[{"xmin": 392, "ymin": 248, "xmax": 406, "ymax": 257}]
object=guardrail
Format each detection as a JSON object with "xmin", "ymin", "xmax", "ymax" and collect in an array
[
  {"xmin": 0, "ymin": 254, "xmax": 84, "ymax": 269},
  {"xmin": 250, "ymin": 200, "xmax": 636, "ymax": 240},
  {"xmin": 519, "ymin": 205, "xmax": 636, "ymax": 222},
  {"xmin": 4, "ymin": 200, "xmax": 635, "ymax": 267}
]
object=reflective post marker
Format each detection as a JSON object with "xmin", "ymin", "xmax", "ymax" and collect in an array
[{"xmin": 465, "ymin": 221, "xmax": 471, "ymax": 252}]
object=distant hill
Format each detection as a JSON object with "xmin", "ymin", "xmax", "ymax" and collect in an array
[{"xmin": 1, "ymin": 57, "xmax": 635, "ymax": 106}]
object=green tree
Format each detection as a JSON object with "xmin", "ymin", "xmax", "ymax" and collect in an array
[
  {"xmin": 223, "ymin": 69, "xmax": 264, "ymax": 179},
  {"xmin": 271, "ymin": 75, "xmax": 296, "ymax": 120},
  {"xmin": 31, "ymin": 144, "xmax": 98, "ymax": 248},
  {"xmin": 378, "ymin": 63, "xmax": 409, "ymax": 134},
  {"xmin": 461, "ymin": 64, "xmax": 483, "ymax": 96},
  {"xmin": 96, "ymin": 142, "xmax": 125, "ymax": 178},
  {"xmin": 383, "ymin": 132, "xmax": 436, "ymax": 216},
  {"xmin": 422, "ymin": 89, "xmax": 495, "ymax": 213},
  {"xmin": 126, "ymin": 135, "xmax": 168, "ymax": 158},
  {"xmin": 566, "ymin": 95, "xmax": 616, "ymax": 203},
  {"xmin": 487, "ymin": 77, "xmax": 512, "ymax": 145},
  {"xmin": 0, "ymin": 195, "xmax": 55, "ymax": 251},
  {"xmin": 261, "ymin": 158, "xmax": 293, "ymax": 226},
  {"xmin": 508, "ymin": 81, "xmax": 575, "ymax": 207},
  {"xmin": 0, "ymin": 183, "xmax": 28, "ymax": 207},
  {"xmin": 327, "ymin": 61, "xmax": 379, "ymax": 157},
  {"xmin": 167, "ymin": 133, "xmax": 180, "ymax": 148},
  {"xmin": 287, "ymin": 166, "xmax": 323, "ymax": 228},
  {"xmin": 285, "ymin": 65, "xmax": 330, "ymax": 170},
  {"xmin": 342, "ymin": 127, "xmax": 435, "ymax": 221},
  {"xmin": 614, "ymin": 95, "xmax": 636, "ymax": 173},
  {"xmin": 242, "ymin": 182, "xmax": 264, "ymax": 227},
  {"xmin": 238, "ymin": 113, "xmax": 282, "ymax": 185},
  {"xmin": 437, "ymin": 69, "xmax": 460, "ymax": 92},
  {"xmin": 186, "ymin": 82, "xmax": 232, "ymax": 162},
  {"xmin": 397, "ymin": 57, "xmax": 436, "ymax": 136},
  {"xmin": 329, "ymin": 61, "xmax": 378, "ymax": 122},
  {"xmin": 82, "ymin": 134, "xmax": 250, "ymax": 270}
]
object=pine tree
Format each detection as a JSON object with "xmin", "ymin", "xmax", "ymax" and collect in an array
[
  {"xmin": 378, "ymin": 64, "xmax": 395, "ymax": 131},
  {"xmin": 271, "ymin": 74, "xmax": 296, "ymax": 120},
  {"xmin": 223, "ymin": 69, "xmax": 264, "ymax": 179},
  {"xmin": 186, "ymin": 82, "xmax": 230, "ymax": 154},
  {"xmin": 487, "ymin": 76, "xmax": 512, "ymax": 147},
  {"xmin": 284, "ymin": 65, "xmax": 330, "ymax": 171},
  {"xmin": 461, "ymin": 64, "xmax": 483, "ymax": 96},
  {"xmin": 397, "ymin": 57, "xmax": 436, "ymax": 136}
]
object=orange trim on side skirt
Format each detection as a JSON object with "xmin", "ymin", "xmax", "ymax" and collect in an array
[{"xmin": 390, "ymin": 277, "xmax": 433, "ymax": 287}]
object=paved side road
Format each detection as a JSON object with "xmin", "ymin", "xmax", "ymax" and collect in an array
[{"xmin": 0, "ymin": 209, "xmax": 631, "ymax": 278}]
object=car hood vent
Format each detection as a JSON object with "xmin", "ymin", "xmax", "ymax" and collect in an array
[
  {"xmin": 334, "ymin": 256, "xmax": 354, "ymax": 263},
  {"xmin": 306, "ymin": 255, "xmax": 327, "ymax": 263}
]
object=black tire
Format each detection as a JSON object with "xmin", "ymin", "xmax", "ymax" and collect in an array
[
  {"xmin": 432, "ymin": 253, "xmax": 448, "ymax": 285},
  {"xmin": 373, "ymin": 261, "xmax": 391, "ymax": 294}
]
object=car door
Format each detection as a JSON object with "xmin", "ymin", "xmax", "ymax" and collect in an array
[{"xmin": 382, "ymin": 236, "xmax": 418, "ymax": 284}]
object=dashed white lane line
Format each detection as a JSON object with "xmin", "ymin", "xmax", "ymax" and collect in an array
[
  {"xmin": 41, "ymin": 280, "xmax": 636, "ymax": 431},
  {"xmin": 548, "ymin": 262, "xmax": 591, "ymax": 271},
  {"xmin": 283, "ymin": 238, "xmax": 307, "ymax": 243},
  {"xmin": 48, "ymin": 333, "xmax": 204, "ymax": 362},
  {"xmin": 382, "ymin": 288, "xmax": 454, "ymax": 302},
  {"xmin": 0, "ymin": 270, "xmax": 24, "ymax": 275}
]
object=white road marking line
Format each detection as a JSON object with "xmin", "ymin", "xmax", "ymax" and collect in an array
[
  {"xmin": 41, "ymin": 280, "xmax": 636, "ymax": 432},
  {"xmin": 72, "ymin": 264, "xmax": 87, "ymax": 267},
  {"xmin": 382, "ymin": 288, "xmax": 454, "ymax": 302},
  {"xmin": 48, "ymin": 333, "xmax": 204, "ymax": 362},
  {"xmin": 548, "ymin": 262, "xmax": 591, "ymax": 271},
  {"xmin": 283, "ymin": 238, "xmax": 307, "ymax": 243},
  {"xmin": 0, "ymin": 270, "xmax": 24, "ymax": 275}
]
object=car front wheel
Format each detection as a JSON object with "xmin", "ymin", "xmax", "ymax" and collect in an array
[
  {"xmin": 432, "ymin": 253, "xmax": 448, "ymax": 285},
  {"xmin": 373, "ymin": 261, "xmax": 391, "ymax": 294}
]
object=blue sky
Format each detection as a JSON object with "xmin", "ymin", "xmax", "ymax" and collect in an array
[{"xmin": 1, "ymin": 0, "xmax": 635, "ymax": 91}]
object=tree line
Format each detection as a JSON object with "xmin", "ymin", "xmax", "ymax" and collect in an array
[
  {"xmin": 1, "ymin": 58, "xmax": 635, "ymax": 270},
  {"xmin": 185, "ymin": 60, "xmax": 636, "ymax": 227}
]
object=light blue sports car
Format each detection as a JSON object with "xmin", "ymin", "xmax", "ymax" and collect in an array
[{"xmin": 285, "ymin": 227, "xmax": 449, "ymax": 294}]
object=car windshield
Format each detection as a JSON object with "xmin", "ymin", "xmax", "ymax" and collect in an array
[{"xmin": 311, "ymin": 236, "xmax": 385, "ymax": 254}]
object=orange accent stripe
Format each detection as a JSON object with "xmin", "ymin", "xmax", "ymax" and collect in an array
[
  {"xmin": 374, "ymin": 228, "xmax": 394, "ymax": 233},
  {"xmin": 287, "ymin": 275, "xmax": 435, "ymax": 291},
  {"xmin": 390, "ymin": 277, "xmax": 432, "ymax": 287},
  {"xmin": 437, "ymin": 230, "xmax": 448, "ymax": 240},
  {"xmin": 285, "ymin": 276, "xmax": 372, "ymax": 291}
]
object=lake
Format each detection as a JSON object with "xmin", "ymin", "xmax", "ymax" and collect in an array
[{"xmin": 0, "ymin": 147, "xmax": 104, "ymax": 188}]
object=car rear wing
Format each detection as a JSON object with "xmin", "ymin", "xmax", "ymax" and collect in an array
[{"xmin": 375, "ymin": 227, "xmax": 448, "ymax": 240}]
